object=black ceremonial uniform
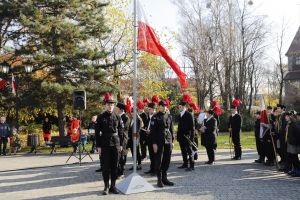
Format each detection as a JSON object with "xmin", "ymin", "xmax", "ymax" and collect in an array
[
  {"xmin": 177, "ymin": 110, "xmax": 195, "ymax": 169},
  {"xmin": 201, "ymin": 116, "xmax": 217, "ymax": 163},
  {"xmin": 254, "ymin": 118, "xmax": 265, "ymax": 162},
  {"xmin": 118, "ymin": 112, "xmax": 129, "ymax": 177},
  {"xmin": 145, "ymin": 112, "xmax": 156, "ymax": 174},
  {"xmin": 150, "ymin": 111, "xmax": 174, "ymax": 187},
  {"xmin": 228, "ymin": 113, "xmax": 242, "ymax": 159},
  {"xmin": 139, "ymin": 111, "xmax": 149, "ymax": 159},
  {"xmin": 95, "ymin": 111, "xmax": 124, "ymax": 193},
  {"xmin": 262, "ymin": 114, "xmax": 276, "ymax": 165}
]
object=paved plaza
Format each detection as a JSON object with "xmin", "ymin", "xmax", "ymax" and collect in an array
[{"xmin": 0, "ymin": 149, "xmax": 299, "ymax": 200}]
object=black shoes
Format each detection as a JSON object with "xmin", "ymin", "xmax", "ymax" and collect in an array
[
  {"xmin": 162, "ymin": 179, "xmax": 174, "ymax": 186},
  {"xmin": 145, "ymin": 170, "xmax": 154, "ymax": 174},
  {"xmin": 178, "ymin": 164, "xmax": 188, "ymax": 169},
  {"xmin": 109, "ymin": 187, "xmax": 119, "ymax": 194},
  {"xmin": 95, "ymin": 168, "xmax": 102, "ymax": 172},
  {"xmin": 232, "ymin": 156, "xmax": 241, "ymax": 160},
  {"xmin": 185, "ymin": 167, "xmax": 195, "ymax": 171},
  {"xmin": 129, "ymin": 165, "xmax": 142, "ymax": 171},
  {"xmin": 264, "ymin": 160, "xmax": 275, "ymax": 166}
]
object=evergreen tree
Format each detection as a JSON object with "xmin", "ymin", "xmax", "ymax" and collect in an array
[{"xmin": 16, "ymin": 0, "xmax": 116, "ymax": 136}]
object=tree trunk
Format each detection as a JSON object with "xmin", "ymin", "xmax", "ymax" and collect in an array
[{"xmin": 56, "ymin": 96, "xmax": 65, "ymax": 137}]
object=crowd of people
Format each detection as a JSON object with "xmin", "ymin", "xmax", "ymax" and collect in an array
[{"xmin": 0, "ymin": 91, "xmax": 299, "ymax": 196}]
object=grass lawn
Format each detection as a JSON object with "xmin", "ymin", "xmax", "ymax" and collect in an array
[
  {"xmin": 10, "ymin": 131, "xmax": 255, "ymax": 155},
  {"xmin": 173, "ymin": 131, "xmax": 256, "ymax": 150}
]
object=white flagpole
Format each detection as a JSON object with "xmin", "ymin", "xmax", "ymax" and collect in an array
[
  {"xmin": 133, "ymin": 0, "xmax": 138, "ymax": 173},
  {"xmin": 116, "ymin": 0, "xmax": 155, "ymax": 194}
]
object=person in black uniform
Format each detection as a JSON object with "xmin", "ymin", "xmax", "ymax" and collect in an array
[
  {"xmin": 228, "ymin": 104, "xmax": 242, "ymax": 160},
  {"xmin": 150, "ymin": 100, "xmax": 174, "ymax": 187},
  {"xmin": 95, "ymin": 98, "xmax": 124, "ymax": 195},
  {"xmin": 200, "ymin": 110, "xmax": 217, "ymax": 164},
  {"xmin": 115, "ymin": 102, "xmax": 129, "ymax": 178},
  {"xmin": 276, "ymin": 104, "xmax": 288, "ymax": 167},
  {"xmin": 137, "ymin": 100, "xmax": 149, "ymax": 160},
  {"xmin": 88, "ymin": 115, "xmax": 97, "ymax": 154},
  {"xmin": 177, "ymin": 101, "xmax": 195, "ymax": 171},
  {"xmin": 254, "ymin": 111, "xmax": 265, "ymax": 163},
  {"xmin": 144, "ymin": 102, "xmax": 157, "ymax": 175}
]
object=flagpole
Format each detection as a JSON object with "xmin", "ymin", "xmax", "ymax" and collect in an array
[{"xmin": 133, "ymin": 0, "xmax": 138, "ymax": 173}]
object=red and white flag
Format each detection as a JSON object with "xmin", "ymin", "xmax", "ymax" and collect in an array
[
  {"xmin": 259, "ymin": 95, "xmax": 269, "ymax": 138},
  {"xmin": 137, "ymin": 3, "xmax": 187, "ymax": 88},
  {"xmin": 0, "ymin": 78, "xmax": 7, "ymax": 90},
  {"xmin": 11, "ymin": 73, "xmax": 16, "ymax": 95}
]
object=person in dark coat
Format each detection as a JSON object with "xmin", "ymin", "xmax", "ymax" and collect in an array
[
  {"xmin": 42, "ymin": 117, "xmax": 52, "ymax": 142},
  {"xmin": 95, "ymin": 98, "xmax": 124, "ymax": 195},
  {"xmin": 115, "ymin": 102, "xmax": 129, "ymax": 178},
  {"xmin": 177, "ymin": 101, "xmax": 195, "ymax": 171},
  {"xmin": 0, "ymin": 116, "xmax": 11, "ymax": 156},
  {"xmin": 200, "ymin": 110, "xmax": 217, "ymax": 164},
  {"xmin": 127, "ymin": 111, "xmax": 144, "ymax": 171},
  {"xmin": 276, "ymin": 104, "xmax": 287, "ymax": 165},
  {"xmin": 285, "ymin": 112, "xmax": 300, "ymax": 175},
  {"xmin": 228, "ymin": 104, "xmax": 242, "ymax": 160},
  {"xmin": 144, "ymin": 102, "xmax": 157, "ymax": 175},
  {"xmin": 254, "ymin": 111, "xmax": 265, "ymax": 163},
  {"xmin": 137, "ymin": 100, "xmax": 149, "ymax": 160},
  {"xmin": 88, "ymin": 115, "xmax": 97, "ymax": 154},
  {"xmin": 150, "ymin": 100, "xmax": 174, "ymax": 187}
]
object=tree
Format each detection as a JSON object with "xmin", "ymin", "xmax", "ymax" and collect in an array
[{"xmin": 16, "ymin": 0, "xmax": 115, "ymax": 136}]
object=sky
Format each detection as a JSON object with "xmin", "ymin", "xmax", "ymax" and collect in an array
[{"xmin": 135, "ymin": 0, "xmax": 300, "ymax": 68}]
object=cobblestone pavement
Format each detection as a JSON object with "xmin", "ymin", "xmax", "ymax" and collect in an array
[{"xmin": 0, "ymin": 149, "xmax": 299, "ymax": 200}]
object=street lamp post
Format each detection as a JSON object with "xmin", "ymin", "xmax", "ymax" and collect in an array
[{"xmin": 0, "ymin": 62, "xmax": 33, "ymax": 132}]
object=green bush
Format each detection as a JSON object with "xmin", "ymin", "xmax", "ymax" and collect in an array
[{"xmin": 219, "ymin": 111, "xmax": 254, "ymax": 132}]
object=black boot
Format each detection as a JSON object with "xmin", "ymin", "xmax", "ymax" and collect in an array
[
  {"xmin": 178, "ymin": 163, "xmax": 188, "ymax": 169},
  {"xmin": 157, "ymin": 172, "xmax": 164, "ymax": 188},
  {"xmin": 103, "ymin": 182, "xmax": 109, "ymax": 195},
  {"xmin": 162, "ymin": 171, "xmax": 174, "ymax": 186},
  {"xmin": 109, "ymin": 180, "xmax": 119, "ymax": 194}
]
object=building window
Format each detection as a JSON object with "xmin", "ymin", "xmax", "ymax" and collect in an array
[{"xmin": 296, "ymin": 57, "xmax": 300, "ymax": 65}]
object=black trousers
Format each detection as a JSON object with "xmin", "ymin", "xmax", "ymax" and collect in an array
[
  {"xmin": 140, "ymin": 132, "xmax": 147, "ymax": 159},
  {"xmin": 255, "ymin": 136, "xmax": 265, "ymax": 160},
  {"xmin": 102, "ymin": 146, "xmax": 120, "ymax": 186},
  {"xmin": 205, "ymin": 146, "xmax": 215, "ymax": 162},
  {"xmin": 232, "ymin": 133, "xmax": 242, "ymax": 157},
  {"xmin": 279, "ymin": 134, "xmax": 287, "ymax": 162},
  {"xmin": 118, "ymin": 154, "xmax": 127, "ymax": 176},
  {"xmin": 286, "ymin": 152, "xmax": 300, "ymax": 170},
  {"xmin": 128, "ymin": 141, "xmax": 142, "ymax": 165},
  {"xmin": 154, "ymin": 143, "xmax": 172, "ymax": 177},
  {"xmin": 147, "ymin": 141, "xmax": 155, "ymax": 172},
  {"xmin": 0, "ymin": 137, "xmax": 8, "ymax": 155},
  {"xmin": 264, "ymin": 139, "xmax": 275, "ymax": 162},
  {"xmin": 178, "ymin": 139, "xmax": 194, "ymax": 167}
]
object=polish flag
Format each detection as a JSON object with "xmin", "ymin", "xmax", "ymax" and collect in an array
[
  {"xmin": 137, "ymin": 3, "xmax": 187, "ymax": 88},
  {"xmin": 0, "ymin": 78, "xmax": 7, "ymax": 90},
  {"xmin": 11, "ymin": 73, "xmax": 16, "ymax": 95},
  {"xmin": 259, "ymin": 95, "xmax": 269, "ymax": 138}
]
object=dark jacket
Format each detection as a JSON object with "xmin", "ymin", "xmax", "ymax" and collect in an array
[
  {"xmin": 128, "ymin": 114, "xmax": 143, "ymax": 142},
  {"xmin": 42, "ymin": 121, "xmax": 52, "ymax": 134},
  {"xmin": 287, "ymin": 121, "xmax": 300, "ymax": 145},
  {"xmin": 150, "ymin": 111, "xmax": 174, "ymax": 146},
  {"xmin": 228, "ymin": 113, "xmax": 242, "ymax": 136},
  {"xmin": 0, "ymin": 123, "xmax": 10, "ymax": 138},
  {"xmin": 254, "ymin": 119, "xmax": 260, "ymax": 138},
  {"xmin": 95, "ymin": 111, "xmax": 124, "ymax": 148},
  {"xmin": 201, "ymin": 117, "xmax": 217, "ymax": 148},
  {"xmin": 177, "ymin": 110, "xmax": 194, "ymax": 142},
  {"xmin": 139, "ymin": 112, "xmax": 148, "ymax": 141}
]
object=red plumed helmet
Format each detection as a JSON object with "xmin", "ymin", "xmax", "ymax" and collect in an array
[
  {"xmin": 232, "ymin": 99, "xmax": 241, "ymax": 107},
  {"xmin": 189, "ymin": 102, "xmax": 201, "ymax": 113},
  {"xmin": 151, "ymin": 95, "xmax": 159, "ymax": 104},
  {"xmin": 163, "ymin": 98, "xmax": 171, "ymax": 109},
  {"xmin": 137, "ymin": 100, "xmax": 144, "ymax": 110},
  {"xmin": 213, "ymin": 106, "xmax": 224, "ymax": 116},
  {"xmin": 182, "ymin": 93, "xmax": 193, "ymax": 104},
  {"xmin": 212, "ymin": 100, "xmax": 218, "ymax": 108},
  {"xmin": 143, "ymin": 97, "xmax": 150, "ymax": 105},
  {"xmin": 102, "ymin": 92, "xmax": 111, "ymax": 105},
  {"xmin": 126, "ymin": 97, "xmax": 132, "ymax": 114}
]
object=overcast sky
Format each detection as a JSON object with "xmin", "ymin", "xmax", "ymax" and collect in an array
[{"xmin": 135, "ymin": 0, "xmax": 300, "ymax": 67}]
